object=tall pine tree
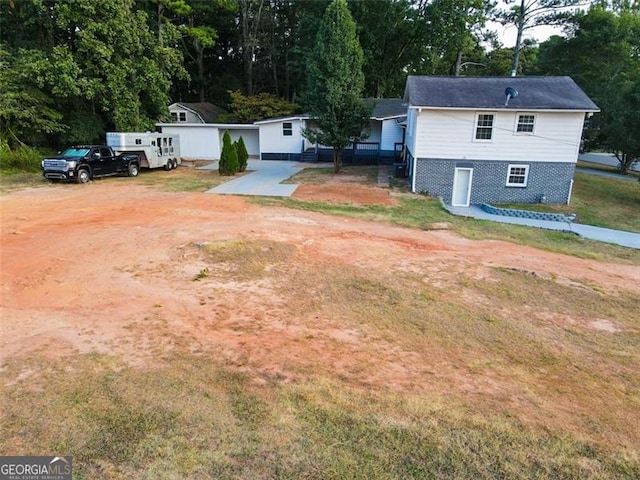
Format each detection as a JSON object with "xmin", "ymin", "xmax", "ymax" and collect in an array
[{"xmin": 302, "ymin": 0, "xmax": 371, "ymax": 173}]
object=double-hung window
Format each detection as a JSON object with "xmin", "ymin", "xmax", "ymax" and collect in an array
[
  {"xmin": 516, "ymin": 114, "xmax": 535, "ymax": 134},
  {"xmin": 475, "ymin": 113, "xmax": 494, "ymax": 141},
  {"xmin": 171, "ymin": 111, "xmax": 187, "ymax": 122},
  {"xmin": 283, "ymin": 122, "xmax": 293, "ymax": 136},
  {"xmin": 506, "ymin": 164, "xmax": 529, "ymax": 187}
]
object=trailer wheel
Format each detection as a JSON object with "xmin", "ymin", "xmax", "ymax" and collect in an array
[
  {"xmin": 77, "ymin": 169, "xmax": 90, "ymax": 184},
  {"xmin": 128, "ymin": 163, "xmax": 139, "ymax": 177},
  {"xmin": 165, "ymin": 160, "xmax": 172, "ymax": 171},
  {"xmin": 172, "ymin": 159, "xmax": 178, "ymax": 169}
]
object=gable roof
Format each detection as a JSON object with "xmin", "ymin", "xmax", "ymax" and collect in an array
[
  {"xmin": 171, "ymin": 102, "xmax": 228, "ymax": 123},
  {"xmin": 367, "ymin": 98, "xmax": 406, "ymax": 119},
  {"xmin": 403, "ymin": 76, "xmax": 599, "ymax": 112},
  {"xmin": 254, "ymin": 99, "xmax": 406, "ymax": 125}
]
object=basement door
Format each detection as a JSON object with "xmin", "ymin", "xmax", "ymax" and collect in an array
[{"xmin": 452, "ymin": 167, "xmax": 473, "ymax": 207}]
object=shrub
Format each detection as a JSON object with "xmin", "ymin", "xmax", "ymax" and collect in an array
[
  {"xmin": 0, "ymin": 141, "xmax": 43, "ymax": 173},
  {"xmin": 236, "ymin": 136, "xmax": 249, "ymax": 172},
  {"xmin": 219, "ymin": 131, "xmax": 239, "ymax": 176}
]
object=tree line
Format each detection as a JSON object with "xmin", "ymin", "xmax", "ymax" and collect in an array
[{"xmin": 0, "ymin": 0, "xmax": 638, "ymax": 168}]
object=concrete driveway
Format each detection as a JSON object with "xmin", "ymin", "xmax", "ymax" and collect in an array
[{"xmin": 200, "ymin": 160, "xmax": 303, "ymax": 197}]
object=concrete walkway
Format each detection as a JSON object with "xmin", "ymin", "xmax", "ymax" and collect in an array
[
  {"xmin": 200, "ymin": 160, "xmax": 302, "ymax": 197},
  {"xmin": 444, "ymin": 204, "xmax": 640, "ymax": 250},
  {"xmin": 576, "ymin": 166, "xmax": 638, "ymax": 183}
]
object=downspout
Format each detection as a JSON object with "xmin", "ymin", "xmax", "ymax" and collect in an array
[{"xmin": 567, "ymin": 178, "xmax": 574, "ymax": 205}]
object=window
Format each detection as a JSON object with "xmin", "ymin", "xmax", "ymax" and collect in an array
[
  {"xmin": 475, "ymin": 114, "xmax": 494, "ymax": 140},
  {"xmin": 516, "ymin": 114, "xmax": 535, "ymax": 133},
  {"xmin": 506, "ymin": 164, "xmax": 529, "ymax": 187},
  {"xmin": 283, "ymin": 122, "xmax": 293, "ymax": 136},
  {"xmin": 171, "ymin": 111, "xmax": 187, "ymax": 122},
  {"xmin": 135, "ymin": 138, "xmax": 142, "ymax": 145}
]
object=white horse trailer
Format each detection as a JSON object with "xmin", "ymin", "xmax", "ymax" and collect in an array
[{"xmin": 106, "ymin": 132, "xmax": 181, "ymax": 170}]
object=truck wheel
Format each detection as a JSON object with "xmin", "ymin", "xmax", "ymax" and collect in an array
[
  {"xmin": 165, "ymin": 160, "xmax": 172, "ymax": 171},
  {"xmin": 77, "ymin": 169, "xmax": 90, "ymax": 184},
  {"xmin": 128, "ymin": 163, "xmax": 139, "ymax": 177}
]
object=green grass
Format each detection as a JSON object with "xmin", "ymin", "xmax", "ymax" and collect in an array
[
  {"xmin": 121, "ymin": 165, "xmax": 234, "ymax": 192},
  {"xmin": 0, "ymin": 144, "xmax": 47, "ymax": 173},
  {"xmin": 0, "ymin": 172, "xmax": 48, "ymax": 192},
  {"xmin": 498, "ymin": 173, "xmax": 640, "ymax": 233},
  {"xmin": 3, "ymin": 236, "xmax": 640, "ymax": 476},
  {"xmin": 2, "ymin": 259, "xmax": 640, "ymax": 478},
  {"xmin": 251, "ymin": 194, "xmax": 640, "ymax": 264}
]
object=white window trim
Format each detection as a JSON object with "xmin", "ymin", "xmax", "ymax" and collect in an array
[
  {"xmin": 514, "ymin": 113, "xmax": 536, "ymax": 135},
  {"xmin": 473, "ymin": 112, "xmax": 495, "ymax": 142},
  {"xmin": 282, "ymin": 122, "xmax": 293, "ymax": 136},
  {"xmin": 506, "ymin": 164, "xmax": 530, "ymax": 187},
  {"xmin": 170, "ymin": 111, "xmax": 187, "ymax": 122}
]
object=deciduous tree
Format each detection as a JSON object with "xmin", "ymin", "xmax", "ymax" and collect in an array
[
  {"xmin": 220, "ymin": 90, "xmax": 300, "ymax": 123},
  {"xmin": 537, "ymin": 7, "xmax": 640, "ymax": 171}
]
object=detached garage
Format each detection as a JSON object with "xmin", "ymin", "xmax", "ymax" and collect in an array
[{"xmin": 157, "ymin": 123, "xmax": 259, "ymax": 161}]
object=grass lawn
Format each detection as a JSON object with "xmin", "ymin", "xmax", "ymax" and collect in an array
[
  {"xmin": 0, "ymin": 162, "xmax": 238, "ymax": 194},
  {"xmin": 2, "ymin": 163, "xmax": 639, "ymax": 478},
  {"xmin": 497, "ymin": 172, "xmax": 640, "ymax": 233},
  {"xmin": 2, "ymin": 246, "xmax": 639, "ymax": 478},
  {"xmin": 254, "ymin": 166, "xmax": 640, "ymax": 264}
]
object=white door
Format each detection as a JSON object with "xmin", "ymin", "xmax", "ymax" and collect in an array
[{"xmin": 452, "ymin": 168, "xmax": 473, "ymax": 207}]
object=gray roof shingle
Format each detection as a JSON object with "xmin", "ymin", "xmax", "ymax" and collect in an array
[
  {"xmin": 403, "ymin": 76, "xmax": 599, "ymax": 111},
  {"xmin": 366, "ymin": 98, "xmax": 406, "ymax": 119},
  {"xmin": 177, "ymin": 102, "xmax": 228, "ymax": 123}
]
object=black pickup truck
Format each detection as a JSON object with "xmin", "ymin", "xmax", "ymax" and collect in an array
[{"xmin": 42, "ymin": 145, "xmax": 140, "ymax": 183}]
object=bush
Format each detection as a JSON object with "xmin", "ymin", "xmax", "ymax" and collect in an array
[
  {"xmin": 236, "ymin": 136, "xmax": 249, "ymax": 172},
  {"xmin": 0, "ymin": 142, "xmax": 44, "ymax": 173},
  {"xmin": 219, "ymin": 131, "xmax": 239, "ymax": 176}
]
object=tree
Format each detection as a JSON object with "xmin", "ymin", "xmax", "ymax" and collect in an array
[
  {"xmin": 235, "ymin": 136, "xmax": 249, "ymax": 172},
  {"xmin": 349, "ymin": 0, "xmax": 430, "ymax": 97},
  {"xmin": 0, "ymin": 47, "xmax": 66, "ymax": 147},
  {"xmin": 219, "ymin": 131, "xmax": 238, "ymax": 175},
  {"xmin": 536, "ymin": 7, "xmax": 640, "ymax": 172},
  {"xmin": 0, "ymin": 0, "xmax": 186, "ymax": 146},
  {"xmin": 425, "ymin": 0, "xmax": 493, "ymax": 76},
  {"xmin": 219, "ymin": 90, "xmax": 300, "ymax": 123},
  {"xmin": 302, "ymin": 0, "xmax": 371, "ymax": 173},
  {"xmin": 496, "ymin": 0, "xmax": 585, "ymax": 76}
]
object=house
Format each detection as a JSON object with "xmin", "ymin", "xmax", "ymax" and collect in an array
[
  {"xmin": 403, "ymin": 76, "xmax": 599, "ymax": 206},
  {"xmin": 253, "ymin": 99, "xmax": 406, "ymax": 163},
  {"xmin": 157, "ymin": 123, "xmax": 259, "ymax": 161},
  {"xmin": 160, "ymin": 103, "xmax": 260, "ymax": 160},
  {"xmin": 168, "ymin": 102, "xmax": 228, "ymax": 123}
]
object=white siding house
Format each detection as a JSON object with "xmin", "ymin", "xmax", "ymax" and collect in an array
[
  {"xmin": 403, "ymin": 76, "xmax": 599, "ymax": 205},
  {"xmin": 255, "ymin": 117, "xmax": 307, "ymax": 161},
  {"xmin": 158, "ymin": 124, "xmax": 221, "ymax": 161},
  {"xmin": 157, "ymin": 124, "xmax": 259, "ymax": 160}
]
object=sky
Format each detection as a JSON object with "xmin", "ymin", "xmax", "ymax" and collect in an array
[
  {"xmin": 491, "ymin": 22, "xmax": 565, "ymax": 48},
  {"xmin": 489, "ymin": 0, "xmax": 592, "ymax": 48}
]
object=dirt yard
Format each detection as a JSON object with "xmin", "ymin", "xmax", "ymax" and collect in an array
[
  {"xmin": 2, "ymin": 176, "xmax": 640, "ymax": 476},
  {"xmin": 2, "ymin": 181, "xmax": 636, "ymax": 361}
]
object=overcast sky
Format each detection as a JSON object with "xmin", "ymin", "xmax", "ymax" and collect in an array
[{"xmin": 491, "ymin": 21, "xmax": 564, "ymax": 47}]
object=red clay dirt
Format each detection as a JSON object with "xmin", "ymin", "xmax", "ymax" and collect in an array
[
  {"xmin": 1, "ymin": 181, "xmax": 640, "ymax": 446},
  {"xmin": 1, "ymin": 182, "xmax": 638, "ymax": 362}
]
